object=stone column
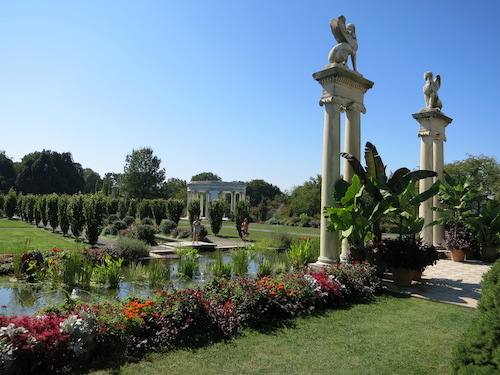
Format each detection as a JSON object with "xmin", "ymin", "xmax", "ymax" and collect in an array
[
  {"xmin": 312, "ymin": 66, "xmax": 374, "ymax": 264},
  {"xmin": 343, "ymin": 108, "xmax": 361, "ymax": 182},
  {"xmin": 412, "ymin": 110, "xmax": 452, "ymax": 246}
]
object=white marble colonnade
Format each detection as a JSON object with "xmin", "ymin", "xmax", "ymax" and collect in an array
[
  {"xmin": 312, "ymin": 65, "xmax": 374, "ymax": 264},
  {"xmin": 412, "ymin": 110, "xmax": 452, "ymax": 246},
  {"xmin": 186, "ymin": 181, "xmax": 247, "ymax": 218}
]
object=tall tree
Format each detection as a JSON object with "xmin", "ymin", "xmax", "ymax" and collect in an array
[
  {"xmin": 445, "ymin": 154, "xmax": 499, "ymax": 201},
  {"xmin": 246, "ymin": 179, "xmax": 282, "ymax": 207},
  {"xmin": 191, "ymin": 172, "xmax": 222, "ymax": 181},
  {"xmin": 161, "ymin": 178, "xmax": 187, "ymax": 200},
  {"xmin": 120, "ymin": 147, "xmax": 165, "ymax": 199},
  {"xmin": 16, "ymin": 150, "xmax": 84, "ymax": 194},
  {"xmin": 83, "ymin": 168, "xmax": 102, "ymax": 193},
  {"xmin": 0, "ymin": 151, "xmax": 16, "ymax": 194},
  {"xmin": 288, "ymin": 175, "xmax": 322, "ymax": 217}
]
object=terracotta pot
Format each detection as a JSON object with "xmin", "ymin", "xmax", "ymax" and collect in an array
[
  {"xmin": 450, "ymin": 249, "xmax": 466, "ymax": 262},
  {"xmin": 413, "ymin": 270, "xmax": 423, "ymax": 281},
  {"xmin": 480, "ymin": 246, "xmax": 499, "ymax": 263},
  {"xmin": 392, "ymin": 267, "xmax": 414, "ymax": 287}
]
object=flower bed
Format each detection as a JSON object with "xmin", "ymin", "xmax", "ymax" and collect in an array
[{"xmin": 0, "ymin": 262, "xmax": 381, "ymax": 374}]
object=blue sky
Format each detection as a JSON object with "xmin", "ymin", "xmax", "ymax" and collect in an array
[{"xmin": 1, "ymin": 1, "xmax": 499, "ymax": 192}]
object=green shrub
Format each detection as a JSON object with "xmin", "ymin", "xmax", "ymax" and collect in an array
[
  {"xmin": 166, "ymin": 198, "xmax": 185, "ymax": 224},
  {"xmin": 138, "ymin": 199, "xmax": 153, "ymax": 220},
  {"xmin": 137, "ymin": 224, "xmax": 157, "ymax": 245},
  {"xmin": 117, "ymin": 236, "xmax": 150, "ymax": 262},
  {"xmin": 141, "ymin": 217, "xmax": 154, "ymax": 226},
  {"xmin": 199, "ymin": 224, "xmax": 208, "ymax": 240},
  {"xmin": 151, "ymin": 199, "xmax": 166, "ymax": 225},
  {"xmin": 4, "ymin": 190, "xmax": 17, "ymax": 219},
  {"xmin": 69, "ymin": 194, "xmax": 85, "ymax": 238},
  {"xmin": 161, "ymin": 219, "xmax": 176, "ymax": 235},
  {"xmin": 58, "ymin": 195, "xmax": 71, "ymax": 236},
  {"xmin": 45, "ymin": 193, "xmax": 59, "ymax": 231},
  {"xmin": 451, "ymin": 260, "xmax": 500, "ymax": 374},
  {"xmin": 123, "ymin": 216, "xmax": 136, "ymax": 226},
  {"xmin": 270, "ymin": 231, "xmax": 293, "ymax": 249},
  {"xmin": 208, "ymin": 199, "xmax": 225, "ymax": 235},
  {"xmin": 111, "ymin": 220, "xmax": 128, "ymax": 235},
  {"xmin": 107, "ymin": 214, "xmax": 119, "ymax": 225}
]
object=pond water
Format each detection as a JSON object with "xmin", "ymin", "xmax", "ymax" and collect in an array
[{"xmin": 0, "ymin": 251, "xmax": 262, "ymax": 316}]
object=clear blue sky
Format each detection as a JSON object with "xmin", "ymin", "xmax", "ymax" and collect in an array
[{"xmin": 1, "ymin": 1, "xmax": 499, "ymax": 192}]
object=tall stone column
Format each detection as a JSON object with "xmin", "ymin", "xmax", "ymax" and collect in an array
[
  {"xmin": 343, "ymin": 108, "xmax": 361, "ymax": 182},
  {"xmin": 312, "ymin": 66, "xmax": 373, "ymax": 264},
  {"xmin": 412, "ymin": 110, "xmax": 452, "ymax": 246}
]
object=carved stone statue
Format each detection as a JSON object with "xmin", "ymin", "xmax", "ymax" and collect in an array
[
  {"xmin": 328, "ymin": 15, "xmax": 358, "ymax": 71},
  {"xmin": 422, "ymin": 71, "xmax": 442, "ymax": 111}
]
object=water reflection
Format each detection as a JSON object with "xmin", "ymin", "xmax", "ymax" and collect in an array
[{"xmin": 0, "ymin": 251, "xmax": 260, "ymax": 317}]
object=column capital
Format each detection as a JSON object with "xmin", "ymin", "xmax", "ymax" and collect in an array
[{"xmin": 413, "ymin": 109, "xmax": 453, "ymax": 142}]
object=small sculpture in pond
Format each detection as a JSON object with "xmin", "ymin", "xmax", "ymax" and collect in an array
[
  {"xmin": 423, "ymin": 71, "xmax": 442, "ymax": 111},
  {"xmin": 328, "ymin": 15, "xmax": 358, "ymax": 71}
]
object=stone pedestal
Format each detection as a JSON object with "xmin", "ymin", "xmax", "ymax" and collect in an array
[
  {"xmin": 412, "ymin": 110, "xmax": 452, "ymax": 246},
  {"xmin": 312, "ymin": 65, "xmax": 373, "ymax": 264}
]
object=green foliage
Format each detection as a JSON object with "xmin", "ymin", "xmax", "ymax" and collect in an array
[
  {"xmin": 287, "ymin": 238, "xmax": 314, "ymax": 268},
  {"xmin": 176, "ymin": 247, "xmax": 199, "ymax": 278},
  {"xmin": 166, "ymin": 198, "xmax": 185, "ymax": 224},
  {"xmin": 148, "ymin": 258, "xmax": 171, "ymax": 286},
  {"xmin": 111, "ymin": 220, "xmax": 128, "ymax": 235},
  {"xmin": 161, "ymin": 177, "xmax": 187, "ymax": 200},
  {"xmin": 127, "ymin": 198, "xmax": 138, "ymax": 217},
  {"xmin": 117, "ymin": 197, "xmax": 129, "ymax": 219},
  {"xmin": 15, "ymin": 150, "xmax": 84, "ymax": 194},
  {"xmin": 246, "ymin": 179, "xmax": 282, "ymax": 207},
  {"xmin": 117, "ymin": 236, "xmax": 150, "ymax": 262},
  {"xmin": 289, "ymin": 175, "xmax": 321, "ymax": 217},
  {"xmin": 138, "ymin": 199, "xmax": 153, "ymax": 220},
  {"xmin": 445, "ymin": 154, "xmax": 499, "ymax": 201},
  {"xmin": 208, "ymin": 199, "xmax": 225, "ymax": 235},
  {"xmin": 188, "ymin": 199, "xmax": 201, "ymax": 226},
  {"xmin": 150, "ymin": 199, "xmax": 166, "ymax": 225},
  {"xmin": 61, "ymin": 251, "xmax": 83, "ymax": 286},
  {"xmin": 38, "ymin": 195, "xmax": 48, "ymax": 227},
  {"xmin": 342, "ymin": 142, "xmax": 438, "ymax": 243},
  {"xmin": 3, "ymin": 189, "xmax": 17, "ymax": 218},
  {"xmin": 451, "ymin": 260, "xmax": 500, "ymax": 374},
  {"xmin": 234, "ymin": 200, "xmax": 250, "ymax": 237},
  {"xmin": 161, "ymin": 219, "xmax": 176, "ymax": 235},
  {"xmin": 137, "ymin": 224, "xmax": 157, "ymax": 245},
  {"xmin": 123, "ymin": 215, "xmax": 136, "ymax": 226},
  {"xmin": 57, "ymin": 194, "xmax": 71, "ymax": 236},
  {"xmin": 120, "ymin": 147, "xmax": 166, "ymax": 199},
  {"xmin": 45, "ymin": 193, "xmax": 59, "ymax": 231},
  {"xmin": 0, "ymin": 151, "xmax": 16, "ymax": 194},
  {"xmin": 230, "ymin": 248, "xmax": 249, "ymax": 276},
  {"xmin": 106, "ymin": 197, "xmax": 119, "ymax": 215},
  {"xmin": 191, "ymin": 172, "xmax": 222, "ymax": 181},
  {"xmin": 83, "ymin": 194, "xmax": 106, "ymax": 246},
  {"xmin": 69, "ymin": 194, "xmax": 85, "ymax": 238},
  {"xmin": 24, "ymin": 194, "xmax": 36, "ymax": 224},
  {"xmin": 82, "ymin": 168, "xmax": 102, "ymax": 194},
  {"xmin": 94, "ymin": 253, "xmax": 123, "ymax": 288},
  {"xmin": 466, "ymin": 200, "xmax": 500, "ymax": 247},
  {"xmin": 211, "ymin": 250, "xmax": 232, "ymax": 278}
]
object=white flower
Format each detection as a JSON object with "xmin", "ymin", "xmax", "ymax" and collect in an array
[{"xmin": 0, "ymin": 323, "xmax": 28, "ymax": 340}]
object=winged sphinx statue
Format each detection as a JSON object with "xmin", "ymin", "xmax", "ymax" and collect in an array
[
  {"xmin": 328, "ymin": 15, "xmax": 358, "ymax": 71},
  {"xmin": 423, "ymin": 71, "xmax": 442, "ymax": 111}
]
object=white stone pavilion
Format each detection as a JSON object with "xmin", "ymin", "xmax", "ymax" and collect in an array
[{"xmin": 186, "ymin": 181, "xmax": 247, "ymax": 218}]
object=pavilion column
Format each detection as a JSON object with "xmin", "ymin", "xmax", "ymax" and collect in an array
[
  {"xmin": 412, "ymin": 110, "xmax": 452, "ymax": 246},
  {"xmin": 199, "ymin": 192, "xmax": 205, "ymax": 218},
  {"xmin": 312, "ymin": 65, "xmax": 373, "ymax": 265}
]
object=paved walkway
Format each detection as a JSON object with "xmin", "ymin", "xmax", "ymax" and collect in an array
[{"xmin": 383, "ymin": 259, "xmax": 492, "ymax": 308}]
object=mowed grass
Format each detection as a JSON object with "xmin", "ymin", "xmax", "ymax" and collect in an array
[
  {"xmin": 0, "ymin": 219, "xmax": 35, "ymax": 228},
  {"xmin": 89, "ymin": 295, "xmax": 475, "ymax": 375},
  {"xmin": 0, "ymin": 220, "xmax": 85, "ymax": 254}
]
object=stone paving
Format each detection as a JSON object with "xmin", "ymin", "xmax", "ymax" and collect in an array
[{"xmin": 383, "ymin": 259, "xmax": 492, "ymax": 309}]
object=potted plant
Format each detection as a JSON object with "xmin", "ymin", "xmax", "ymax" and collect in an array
[
  {"xmin": 380, "ymin": 238, "xmax": 438, "ymax": 286},
  {"xmin": 442, "ymin": 225, "xmax": 476, "ymax": 262},
  {"xmin": 466, "ymin": 200, "xmax": 500, "ymax": 263}
]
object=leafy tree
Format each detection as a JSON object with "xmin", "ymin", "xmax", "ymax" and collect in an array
[
  {"xmin": 45, "ymin": 194, "xmax": 59, "ymax": 231},
  {"xmin": 39, "ymin": 195, "xmax": 48, "ymax": 227},
  {"xmin": 117, "ymin": 197, "xmax": 129, "ymax": 219},
  {"xmin": 151, "ymin": 199, "xmax": 167, "ymax": 225},
  {"xmin": 445, "ymin": 154, "xmax": 499, "ymax": 201},
  {"xmin": 106, "ymin": 197, "xmax": 119, "ymax": 216},
  {"xmin": 58, "ymin": 195, "xmax": 71, "ymax": 236},
  {"xmin": 138, "ymin": 199, "xmax": 153, "ymax": 220},
  {"xmin": 24, "ymin": 194, "xmax": 36, "ymax": 224},
  {"xmin": 83, "ymin": 168, "xmax": 102, "ymax": 193},
  {"xmin": 34, "ymin": 196, "xmax": 42, "ymax": 226},
  {"xmin": 120, "ymin": 148, "xmax": 165, "ymax": 199},
  {"xmin": 234, "ymin": 200, "xmax": 250, "ymax": 238},
  {"xmin": 289, "ymin": 175, "xmax": 322, "ymax": 218},
  {"xmin": 69, "ymin": 194, "xmax": 85, "ymax": 239},
  {"xmin": 84, "ymin": 194, "xmax": 106, "ymax": 246},
  {"xmin": 191, "ymin": 172, "xmax": 222, "ymax": 181},
  {"xmin": 188, "ymin": 199, "xmax": 201, "ymax": 227},
  {"xmin": 127, "ymin": 198, "xmax": 138, "ymax": 218},
  {"xmin": 246, "ymin": 179, "xmax": 282, "ymax": 207},
  {"xmin": 16, "ymin": 150, "xmax": 84, "ymax": 194},
  {"xmin": 161, "ymin": 178, "xmax": 187, "ymax": 200},
  {"xmin": 208, "ymin": 199, "xmax": 225, "ymax": 235},
  {"xmin": 166, "ymin": 198, "xmax": 185, "ymax": 225},
  {"xmin": 0, "ymin": 151, "xmax": 16, "ymax": 194},
  {"xmin": 102, "ymin": 173, "xmax": 121, "ymax": 196},
  {"xmin": 4, "ymin": 189, "xmax": 17, "ymax": 219}
]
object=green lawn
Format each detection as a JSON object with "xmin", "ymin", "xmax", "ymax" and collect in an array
[
  {"xmin": 89, "ymin": 295, "xmax": 475, "ymax": 375},
  {"xmin": 0, "ymin": 220, "xmax": 85, "ymax": 254},
  {"xmin": 0, "ymin": 218, "xmax": 36, "ymax": 228}
]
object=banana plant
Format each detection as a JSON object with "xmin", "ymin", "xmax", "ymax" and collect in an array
[
  {"xmin": 466, "ymin": 200, "xmax": 500, "ymax": 247},
  {"xmin": 324, "ymin": 175, "xmax": 386, "ymax": 252},
  {"xmin": 341, "ymin": 142, "xmax": 438, "ymax": 244}
]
